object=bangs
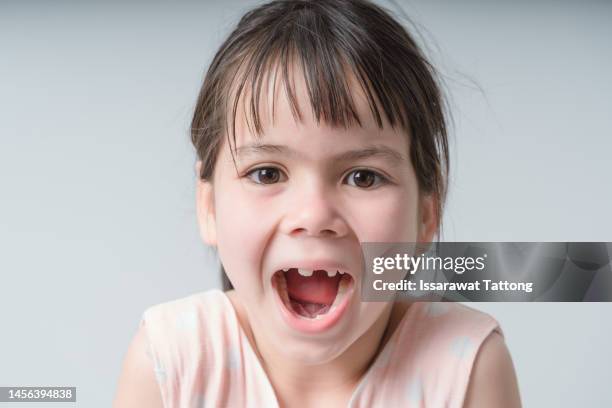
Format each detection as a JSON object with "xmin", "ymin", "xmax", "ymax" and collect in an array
[{"xmin": 225, "ymin": 6, "xmax": 413, "ymax": 147}]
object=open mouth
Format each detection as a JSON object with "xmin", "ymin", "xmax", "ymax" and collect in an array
[{"xmin": 272, "ymin": 267, "xmax": 354, "ymax": 320}]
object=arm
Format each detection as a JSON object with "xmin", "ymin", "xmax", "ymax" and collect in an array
[
  {"xmin": 113, "ymin": 324, "xmax": 165, "ymax": 408},
  {"xmin": 463, "ymin": 331, "xmax": 522, "ymax": 408}
]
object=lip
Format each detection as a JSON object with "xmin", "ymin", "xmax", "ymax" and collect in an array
[{"xmin": 270, "ymin": 268, "xmax": 356, "ymax": 334}]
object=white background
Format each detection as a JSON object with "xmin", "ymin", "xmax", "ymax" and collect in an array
[{"xmin": 1, "ymin": 1, "xmax": 611, "ymax": 406}]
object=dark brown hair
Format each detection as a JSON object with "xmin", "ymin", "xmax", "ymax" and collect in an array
[{"xmin": 190, "ymin": 0, "xmax": 450, "ymax": 291}]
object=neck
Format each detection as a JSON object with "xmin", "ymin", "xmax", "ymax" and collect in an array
[{"xmin": 243, "ymin": 301, "xmax": 397, "ymax": 406}]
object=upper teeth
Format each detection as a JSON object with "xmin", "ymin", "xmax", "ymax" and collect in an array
[
  {"xmin": 297, "ymin": 268, "xmax": 313, "ymax": 277},
  {"xmin": 286, "ymin": 268, "xmax": 344, "ymax": 277}
]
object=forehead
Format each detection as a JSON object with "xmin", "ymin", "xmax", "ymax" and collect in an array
[{"xmin": 227, "ymin": 60, "xmax": 410, "ymax": 154}]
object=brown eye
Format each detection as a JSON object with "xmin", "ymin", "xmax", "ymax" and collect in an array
[
  {"xmin": 246, "ymin": 167, "xmax": 283, "ymax": 184},
  {"xmin": 346, "ymin": 169, "xmax": 386, "ymax": 189}
]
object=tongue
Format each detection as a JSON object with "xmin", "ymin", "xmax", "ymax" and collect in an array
[
  {"xmin": 290, "ymin": 300, "xmax": 330, "ymax": 318},
  {"xmin": 285, "ymin": 269, "xmax": 341, "ymax": 305}
]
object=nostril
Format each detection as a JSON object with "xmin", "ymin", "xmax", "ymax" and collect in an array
[
  {"xmin": 293, "ymin": 228, "xmax": 338, "ymax": 236},
  {"xmin": 290, "ymin": 228, "xmax": 307, "ymax": 237},
  {"xmin": 283, "ymin": 205, "xmax": 350, "ymax": 237},
  {"xmin": 291, "ymin": 228, "xmax": 337, "ymax": 238}
]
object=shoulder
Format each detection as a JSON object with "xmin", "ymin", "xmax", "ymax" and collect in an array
[
  {"xmin": 388, "ymin": 302, "xmax": 512, "ymax": 406},
  {"xmin": 412, "ymin": 303, "xmax": 520, "ymax": 407},
  {"xmin": 139, "ymin": 289, "xmax": 228, "ymax": 361},
  {"xmin": 140, "ymin": 289, "xmax": 228, "ymax": 344},
  {"xmin": 401, "ymin": 301, "xmax": 501, "ymax": 344},
  {"xmin": 142, "ymin": 289, "xmax": 222, "ymax": 327},
  {"xmin": 114, "ymin": 289, "xmax": 226, "ymax": 407},
  {"xmin": 463, "ymin": 331, "xmax": 522, "ymax": 407},
  {"xmin": 389, "ymin": 301, "xmax": 503, "ymax": 368},
  {"xmin": 113, "ymin": 323, "xmax": 164, "ymax": 408}
]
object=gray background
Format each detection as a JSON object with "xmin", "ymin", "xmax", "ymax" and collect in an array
[{"xmin": 1, "ymin": 1, "xmax": 610, "ymax": 406}]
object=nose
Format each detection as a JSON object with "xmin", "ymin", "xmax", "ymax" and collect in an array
[{"xmin": 280, "ymin": 183, "xmax": 349, "ymax": 239}]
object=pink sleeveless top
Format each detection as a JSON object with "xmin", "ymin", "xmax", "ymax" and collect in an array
[{"xmin": 140, "ymin": 289, "xmax": 501, "ymax": 407}]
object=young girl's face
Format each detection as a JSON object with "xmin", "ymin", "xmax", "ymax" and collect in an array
[{"xmin": 198, "ymin": 67, "xmax": 435, "ymax": 363}]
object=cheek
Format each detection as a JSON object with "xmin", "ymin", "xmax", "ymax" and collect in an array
[
  {"xmin": 213, "ymin": 184, "xmax": 278, "ymax": 289},
  {"xmin": 351, "ymin": 188, "xmax": 419, "ymax": 243}
]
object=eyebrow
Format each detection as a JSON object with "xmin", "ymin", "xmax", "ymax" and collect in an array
[{"xmin": 234, "ymin": 143, "xmax": 407, "ymax": 166}]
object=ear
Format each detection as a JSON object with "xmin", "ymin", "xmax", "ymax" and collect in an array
[
  {"xmin": 417, "ymin": 193, "xmax": 438, "ymax": 243},
  {"xmin": 195, "ymin": 161, "xmax": 217, "ymax": 247}
]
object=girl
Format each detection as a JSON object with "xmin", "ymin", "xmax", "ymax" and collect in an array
[{"xmin": 115, "ymin": 0, "xmax": 521, "ymax": 406}]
